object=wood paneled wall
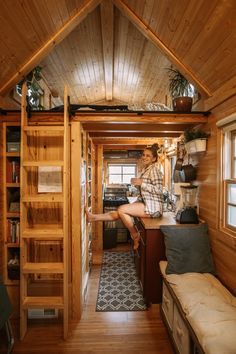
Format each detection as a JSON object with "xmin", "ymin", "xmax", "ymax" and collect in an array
[
  {"xmin": 197, "ymin": 96, "xmax": 236, "ymax": 295},
  {"xmin": 0, "ymin": 123, "xmax": 3, "ymax": 277}
]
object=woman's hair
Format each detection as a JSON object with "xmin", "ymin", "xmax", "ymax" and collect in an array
[{"xmin": 145, "ymin": 143, "xmax": 159, "ymax": 161}]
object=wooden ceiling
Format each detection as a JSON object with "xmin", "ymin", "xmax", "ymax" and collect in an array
[{"xmin": 0, "ymin": 0, "xmax": 235, "ymax": 144}]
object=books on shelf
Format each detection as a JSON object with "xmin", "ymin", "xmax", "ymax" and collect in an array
[
  {"xmin": 6, "ymin": 159, "xmax": 20, "ymax": 183},
  {"xmin": 7, "ymin": 219, "xmax": 20, "ymax": 243}
]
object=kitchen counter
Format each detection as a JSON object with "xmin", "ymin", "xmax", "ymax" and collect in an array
[
  {"xmin": 127, "ymin": 197, "xmax": 177, "ymax": 229},
  {"xmin": 140, "ymin": 212, "xmax": 177, "ymax": 229}
]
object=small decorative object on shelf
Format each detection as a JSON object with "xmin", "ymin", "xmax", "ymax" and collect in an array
[
  {"xmin": 184, "ymin": 128, "xmax": 209, "ymax": 154},
  {"xmin": 167, "ymin": 67, "xmax": 197, "ymax": 112}
]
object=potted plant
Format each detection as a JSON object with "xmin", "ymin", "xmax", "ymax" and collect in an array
[
  {"xmin": 167, "ymin": 68, "xmax": 196, "ymax": 112},
  {"xmin": 16, "ymin": 66, "xmax": 44, "ymax": 109},
  {"xmin": 184, "ymin": 128, "xmax": 209, "ymax": 153}
]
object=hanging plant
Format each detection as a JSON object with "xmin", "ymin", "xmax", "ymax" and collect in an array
[{"xmin": 16, "ymin": 66, "xmax": 44, "ymax": 109}]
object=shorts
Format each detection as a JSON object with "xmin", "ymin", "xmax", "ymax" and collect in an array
[{"xmin": 150, "ymin": 211, "xmax": 162, "ymax": 218}]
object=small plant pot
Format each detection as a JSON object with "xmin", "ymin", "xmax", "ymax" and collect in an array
[
  {"xmin": 194, "ymin": 138, "xmax": 207, "ymax": 152},
  {"xmin": 185, "ymin": 138, "xmax": 207, "ymax": 154},
  {"xmin": 173, "ymin": 97, "xmax": 193, "ymax": 112}
]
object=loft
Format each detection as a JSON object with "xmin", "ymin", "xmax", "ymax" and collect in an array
[{"xmin": 0, "ymin": 1, "xmax": 235, "ymax": 353}]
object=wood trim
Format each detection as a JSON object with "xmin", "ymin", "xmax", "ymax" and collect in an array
[
  {"xmin": 92, "ymin": 145, "xmax": 103, "ymax": 264},
  {"xmin": 89, "ymin": 132, "xmax": 180, "ymax": 138},
  {"xmin": 71, "ymin": 121, "xmax": 83, "ymax": 319},
  {"xmin": 83, "ymin": 123, "xmax": 192, "ymax": 132},
  {"xmin": 0, "ymin": 0, "xmax": 102, "ymax": 96},
  {"xmin": 100, "ymin": 0, "xmax": 114, "ymax": 100},
  {"xmin": 112, "ymin": 0, "xmax": 211, "ymax": 98},
  {"xmin": 74, "ymin": 114, "xmax": 208, "ymax": 124}
]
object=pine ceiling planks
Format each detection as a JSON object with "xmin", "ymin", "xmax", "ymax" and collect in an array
[{"xmin": 0, "ymin": 0, "xmax": 235, "ymax": 109}]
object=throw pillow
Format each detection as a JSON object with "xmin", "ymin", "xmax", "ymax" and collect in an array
[{"xmin": 160, "ymin": 223, "xmax": 215, "ymax": 275}]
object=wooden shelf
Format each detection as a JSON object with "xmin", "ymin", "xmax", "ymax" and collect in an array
[
  {"xmin": 6, "ymin": 243, "xmax": 20, "ymax": 247},
  {"xmin": 23, "ymin": 262, "xmax": 64, "ymax": 274},
  {"xmin": 6, "ymin": 182, "xmax": 20, "ymax": 187},
  {"xmin": 22, "ymin": 228, "xmax": 63, "ymax": 239},
  {"xmin": 7, "ymin": 212, "xmax": 20, "ymax": 218},
  {"xmin": 22, "ymin": 194, "xmax": 63, "ymax": 203},
  {"xmin": 6, "ymin": 152, "xmax": 20, "ymax": 157},
  {"xmin": 23, "ymin": 126, "xmax": 64, "ymax": 132},
  {"xmin": 22, "ymin": 296, "xmax": 64, "ymax": 309},
  {"xmin": 23, "ymin": 160, "xmax": 64, "ymax": 167}
]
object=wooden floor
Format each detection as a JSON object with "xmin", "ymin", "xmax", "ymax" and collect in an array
[{"xmin": 0, "ymin": 246, "xmax": 174, "ymax": 354}]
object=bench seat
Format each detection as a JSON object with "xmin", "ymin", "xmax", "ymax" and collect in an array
[{"xmin": 160, "ymin": 261, "xmax": 236, "ymax": 354}]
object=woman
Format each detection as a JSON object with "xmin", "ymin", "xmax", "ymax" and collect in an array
[{"xmin": 86, "ymin": 144, "xmax": 164, "ymax": 250}]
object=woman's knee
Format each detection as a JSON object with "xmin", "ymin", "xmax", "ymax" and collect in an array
[{"xmin": 110, "ymin": 211, "xmax": 119, "ymax": 220}]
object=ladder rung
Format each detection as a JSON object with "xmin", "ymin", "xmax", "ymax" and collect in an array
[
  {"xmin": 23, "ymin": 160, "xmax": 64, "ymax": 167},
  {"xmin": 22, "ymin": 228, "xmax": 63, "ymax": 239},
  {"xmin": 23, "ymin": 262, "xmax": 64, "ymax": 274},
  {"xmin": 23, "ymin": 126, "xmax": 64, "ymax": 131},
  {"xmin": 22, "ymin": 296, "xmax": 64, "ymax": 309},
  {"xmin": 22, "ymin": 194, "xmax": 63, "ymax": 203}
]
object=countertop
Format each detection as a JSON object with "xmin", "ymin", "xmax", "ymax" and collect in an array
[
  {"xmin": 127, "ymin": 197, "xmax": 177, "ymax": 229},
  {"xmin": 140, "ymin": 212, "xmax": 177, "ymax": 229}
]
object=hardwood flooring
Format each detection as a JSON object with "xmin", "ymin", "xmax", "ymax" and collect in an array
[{"xmin": 0, "ymin": 246, "xmax": 174, "ymax": 354}]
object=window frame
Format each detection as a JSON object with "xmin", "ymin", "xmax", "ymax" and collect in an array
[
  {"xmin": 221, "ymin": 123, "xmax": 236, "ymax": 235},
  {"xmin": 107, "ymin": 163, "xmax": 137, "ymax": 185}
]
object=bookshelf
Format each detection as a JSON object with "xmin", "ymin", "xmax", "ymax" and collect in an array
[
  {"xmin": 86, "ymin": 135, "xmax": 93, "ymax": 273},
  {"xmin": 3, "ymin": 123, "xmax": 21, "ymax": 285}
]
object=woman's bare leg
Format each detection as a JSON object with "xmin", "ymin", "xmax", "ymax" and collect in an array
[
  {"xmin": 85, "ymin": 207, "xmax": 119, "ymax": 222},
  {"xmin": 117, "ymin": 203, "xmax": 150, "ymax": 250}
]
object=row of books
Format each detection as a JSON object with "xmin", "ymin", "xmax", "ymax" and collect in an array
[
  {"xmin": 7, "ymin": 219, "xmax": 20, "ymax": 243},
  {"xmin": 6, "ymin": 159, "xmax": 20, "ymax": 183}
]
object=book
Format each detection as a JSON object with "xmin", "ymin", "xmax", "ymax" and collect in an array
[{"xmin": 6, "ymin": 159, "xmax": 20, "ymax": 183}]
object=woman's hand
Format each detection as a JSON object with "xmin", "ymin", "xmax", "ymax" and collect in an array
[{"xmin": 131, "ymin": 178, "xmax": 142, "ymax": 186}]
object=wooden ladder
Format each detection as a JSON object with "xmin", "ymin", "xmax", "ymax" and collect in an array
[{"xmin": 20, "ymin": 83, "xmax": 69, "ymax": 339}]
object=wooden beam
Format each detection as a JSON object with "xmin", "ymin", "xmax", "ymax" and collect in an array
[
  {"xmin": 83, "ymin": 123, "xmax": 191, "ymax": 132},
  {"xmin": 92, "ymin": 138, "xmax": 169, "ymax": 145},
  {"xmin": 74, "ymin": 113, "xmax": 208, "ymax": 124},
  {"xmin": 112, "ymin": 0, "xmax": 211, "ymax": 98},
  {"xmin": 102, "ymin": 145, "xmax": 152, "ymax": 150},
  {"xmin": 89, "ymin": 132, "xmax": 180, "ymax": 137},
  {"xmin": 100, "ymin": 0, "xmax": 114, "ymax": 100},
  {"xmin": 0, "ymin": 0, "xmax": 102, "ymax": 96}
]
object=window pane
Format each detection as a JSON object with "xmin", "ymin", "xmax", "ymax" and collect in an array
[
  {"xmin": 227, "ymin": 205, "xmax": 236, "ymax": 227},
  {"xmin": 123, "ymin": 166, "xmax": 136, "ymax": 174},
  {"xmin": 234, "ymin": 160, "xmax": 236, "ymax": 178},
  {"xmin": 123, "ymin": 175, "xmax": 133, "ymax": 184},
  {"xmin": 109, "ymin": 175, "xmax": 122, "ymax": 184},
  {"xmin": 109, "ymin": 166, "xmax": 121, "ymax": 174},
  {"xmin": 228, "ymin": 183, "xmax": 236, "ymax": 204}
]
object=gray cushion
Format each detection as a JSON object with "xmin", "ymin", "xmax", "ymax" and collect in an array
[{"xmin": 160, "ymin": 223, "xmax": 215, "ymax": 275}]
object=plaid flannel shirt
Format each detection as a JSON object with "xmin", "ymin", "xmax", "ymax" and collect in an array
[{"xmin": 140, "ymin": 163, "xmax": 163, "ymax": 217}]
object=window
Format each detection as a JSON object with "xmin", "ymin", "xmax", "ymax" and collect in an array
[
  {"xmin": 222, "ymin": 122, "xmax": 236, "ymax": 233},
  {"xmin": 108, "ymin": 164, "xmax": 136, "ymax": 184}
]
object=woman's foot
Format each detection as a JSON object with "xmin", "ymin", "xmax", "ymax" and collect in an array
[
  {"xmin": 85, "ymin": 207, "xmax": 95, "ymax": 222},
  {"xmin": 132, "ymin": 233, "xmax": 141, "ymax": 250}
]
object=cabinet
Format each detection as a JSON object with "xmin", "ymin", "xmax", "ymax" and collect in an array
[
  {"xmin": 134, "ymin": 219, "xmax": 165, "ymax": 304},
  {"xmin": 3, "ymin": 123, "xmax": 21, "ymax": 284}
]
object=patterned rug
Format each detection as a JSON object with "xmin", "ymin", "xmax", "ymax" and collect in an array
[{"xmin": 96, "ymin": 251, "xmax": 147, "ymax": 311}]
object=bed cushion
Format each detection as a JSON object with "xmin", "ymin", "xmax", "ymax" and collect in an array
[{"xmin": 160, "ymin": 223, "xmax": 215, "ymax": 275}]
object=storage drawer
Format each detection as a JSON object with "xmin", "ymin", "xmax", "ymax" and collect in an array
[
  {"xmin": 173, "ymin": 305, "xmax": 190, "ymax": 354},
  {"xmin": 162, "ymin": 282, "xmax": 174, "ymax": 330}
]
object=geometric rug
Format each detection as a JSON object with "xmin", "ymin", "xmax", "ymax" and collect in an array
[{"xmin": 96, "ymin": 251, "xmax": 147, "ymax": 311}]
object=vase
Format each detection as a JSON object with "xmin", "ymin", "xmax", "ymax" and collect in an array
[{"xmin": 172, "ymin": 97, "xmax": 192, "ymax": 112}]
